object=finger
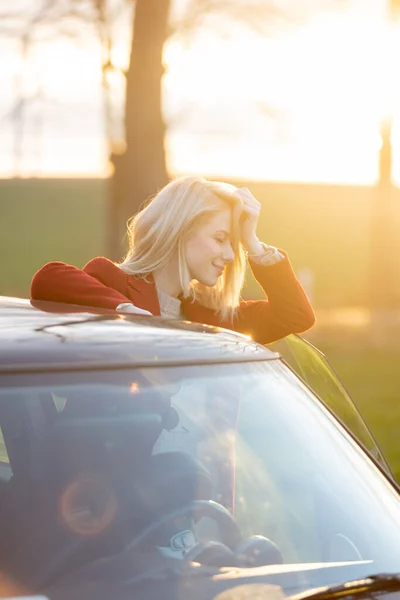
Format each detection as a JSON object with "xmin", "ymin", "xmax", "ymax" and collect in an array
[
  {"xmin": 237, "ymin": 187, "xmax": 252, "ymax": 202},
  {"xmin": 242, "ymin": 203, "xmax": 260, "ymax": 216},
  {"xmin": 238, "ymin": 188, "xmax": 260, "ymax": 209},
  {"xmin": 132, "ymin": 307, "xmax": 153, "ymax": 316},
  {"xmin": 117, "ymin": 304, "xmax": 153, "ymax": 316},
  {"xmin": 233, "ymin": 189, "xmax": 246, "ymax": 207}
]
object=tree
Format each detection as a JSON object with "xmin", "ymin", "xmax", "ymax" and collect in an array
[
  {"xmin": 1, "ymin": 0, "xmax": 339, "ymax": 258},
  {"xmin": 102, "ymin": 0, "xmax": 311, "ymax": 258},
  {"xmin": 369, "ymin": 0, "xmax": 400, "ymax": 312},
  {"xmin": 109, "ymin": 0, "xmax": 170, "ymax": 258}
]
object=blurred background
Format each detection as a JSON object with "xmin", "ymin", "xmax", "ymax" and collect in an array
[{"xmin": 0, "ymin": 0, "xmax": 399, "ymax": 476}]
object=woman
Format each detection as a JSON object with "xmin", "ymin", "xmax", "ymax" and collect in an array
[{"xmin": 31, "ymin": 176, "xmax": 315, "ymax": 344}]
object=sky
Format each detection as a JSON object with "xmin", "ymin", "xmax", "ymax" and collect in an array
[{"xmin": 1, "ymin": 0, "xmax": 399, "ymax": 184}]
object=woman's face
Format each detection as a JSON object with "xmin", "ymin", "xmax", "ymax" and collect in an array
[{"xmin": 185, "ymin": 207, "xmax": 235, "ymax": 286}]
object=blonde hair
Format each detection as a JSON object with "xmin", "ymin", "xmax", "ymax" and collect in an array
[{"xmin": 119, "ymin": 176, "xmax": 247, "ymax": 320}]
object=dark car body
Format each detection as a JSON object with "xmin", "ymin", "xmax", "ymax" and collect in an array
[{"xmin": 1, "ymin": 297, "xmax": 400, "ymax": 600}]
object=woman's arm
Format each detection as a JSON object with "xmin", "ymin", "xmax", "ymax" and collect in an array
[
  {"xmin": 30, "ymin": 258, "xmax": 132, "ymax": 309},
  {"xmin": 232, "ymin": 253, "xmax": 315, "ymax": 344},
  {"xmin": 230, "ymin": 187, "xmax": 315, "ymax": 344}
]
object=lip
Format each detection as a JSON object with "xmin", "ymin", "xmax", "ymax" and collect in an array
[{"xmin": 213, "ymin": 265, "xmax": 224, "ymax": 275}]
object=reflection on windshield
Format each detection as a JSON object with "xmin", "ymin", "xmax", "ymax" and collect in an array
[{"xmin": 1, "ymin": 361, "xmax": 400, "ymax": 594}]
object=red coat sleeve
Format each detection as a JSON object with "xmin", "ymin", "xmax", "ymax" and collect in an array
[
  {"xmin": 30, "ymin": 258, "xmax": 131, "ymax": 310},
  {"xmin": 227, "ymin": 254, "xmax": 315, "ymax": 344}
]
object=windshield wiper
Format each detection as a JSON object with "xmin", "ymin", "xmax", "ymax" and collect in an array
[{"xmin": 291, "ymin": 574, "xmax": 400, "ymax": 600}]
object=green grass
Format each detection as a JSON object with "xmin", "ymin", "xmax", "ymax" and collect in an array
[{"xmin": 0, "ymin": 178, "xmax": 108, "ymax": 297}]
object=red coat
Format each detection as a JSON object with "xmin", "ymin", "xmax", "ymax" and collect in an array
[{"xmin": 30, "ymin": 255, "xmax": 315, "ymax": 344}]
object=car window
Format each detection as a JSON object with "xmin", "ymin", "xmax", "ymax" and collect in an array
[
  {"xmin": 268, "ymin": 334, "xmax": 388, "ymax": 471},
  {"xmin": 0, "ymin": 427, "xmax": 9, "ymax": 464}
]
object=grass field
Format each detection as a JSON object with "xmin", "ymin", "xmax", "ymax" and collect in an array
[
  {"xmin": 1, "ymin": 177, "xmax": 399, "ymax": 480},
  {"xmin": 0, "ymin": 178, "xmax": 108, "ymax": 297},
  {"xmin": 2, "ymin": 177, "xmax": 400, "ymax": 306},
  {"xmin": 315, "ymin": 341, "xmax": 400, "ymax": 482}
]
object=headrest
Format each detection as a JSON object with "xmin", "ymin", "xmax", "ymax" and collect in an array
[
  {"xmin": 43, "ymin": 386, "xmax": 179, "ymax": 484},
  {"xmin": 137, "ymin": 451, "xmax": 214, "ymax": 517}
]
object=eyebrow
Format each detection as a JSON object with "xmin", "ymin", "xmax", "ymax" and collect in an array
[{"xmin": 215, "ymin": 229, "xmax": 230, "ymax": 236}]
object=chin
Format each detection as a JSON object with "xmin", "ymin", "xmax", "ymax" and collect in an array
[{"xmin": 196, "ymin": 274, "xmax": 218, "ymax": 287}]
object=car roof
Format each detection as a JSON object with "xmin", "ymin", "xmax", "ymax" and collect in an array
[{"xmin": 0, "ymin": 297, "xmax": 278, "ymax": 373}]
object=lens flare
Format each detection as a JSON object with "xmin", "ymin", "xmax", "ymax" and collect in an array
[{"xmin": 59, "ymin": 475, "xmax": 117, "ymax": 536}]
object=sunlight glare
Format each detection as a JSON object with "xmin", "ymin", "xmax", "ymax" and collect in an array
[
  {"xmin": 164, "ymin": 4, "xmax": 400, "ymax": 185},
  {"xmin": 2, "ymin": 0, "xmax": 400, "ymax": 184}
]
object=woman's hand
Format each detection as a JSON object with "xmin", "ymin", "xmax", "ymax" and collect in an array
[
  {"xmin": 116, "ymin": 303, "xmax": 153, "ymax": 316},
  {"xmin": 234, "ymin": 187, "xmax": 264, "ymax": 255}
]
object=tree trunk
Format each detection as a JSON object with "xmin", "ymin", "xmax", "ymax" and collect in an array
[
  {"xmin": 369, "ymin": 120, "xmax": 396, "ymax": 310},
  {"xmin": 108, "ymin": 0, "xmax": 170, "ymax": 260}
]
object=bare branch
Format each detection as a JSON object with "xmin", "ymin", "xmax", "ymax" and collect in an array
[
  {"xmin": 172, "ymin": 0, "xmax": 350, "ymax": 39},
  {"xmin": 0, "ymin": 25, "xmax": 22, "ymax": 36},
  {"xmin": 172, "ymin": 0, "xmax": 289, "ymax": 37}
]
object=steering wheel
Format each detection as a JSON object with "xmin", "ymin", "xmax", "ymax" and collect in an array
[
  {"xmin": 29, "ymin": 500, "xmax": 240, "ymax": 590},
  {"xmin": 126, "ymin": 499, "xmax": 242, "ymax": 554}
]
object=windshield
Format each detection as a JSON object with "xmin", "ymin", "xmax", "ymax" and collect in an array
[{"xmin": 1, "ymin": 359, "xmax": 400, "ymax": 597}]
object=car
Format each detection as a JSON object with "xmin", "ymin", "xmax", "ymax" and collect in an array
[{"xmin": 1, "ymin": 296, "xmax": 400, "ymax": 600}]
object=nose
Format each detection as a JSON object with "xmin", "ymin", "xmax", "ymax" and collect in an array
[{"xmin": 222, "ymin": 242, "xmax": 235, "ymax": 264}]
